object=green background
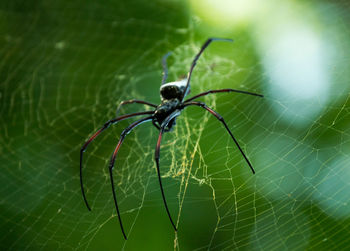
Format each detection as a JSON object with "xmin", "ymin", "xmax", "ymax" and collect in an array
[{"xmin": 1, "ymin": 0, "xmax": 350, "ymax": 250}]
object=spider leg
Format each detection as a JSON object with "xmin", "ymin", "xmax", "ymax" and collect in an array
[
  {"xmin": 155, "ymin": 127, "xmax": 178, "ymax": 232},
  {"xmin": 80, "ymin": 111, "xmax": 154, "ymax": 211},
  {"xmin": 152, "ymin": 120, "xmax": 161, "ymax": 130},
  {"xmin": 182, "ymin": 38, "xmax": 233, "ymax": 101},
  {"xmin": 184, "ymin": 88, "xmax": 263, "ymax": 103},
  {"xmin": 115, "ymin": 99, "xmax": 157, "ymax": 116},
  {"xmin": 109, "ymin": 116, "xmax": 153, "ymax": 240},
  {"xmin": 161, "ymin": 52, "xmax": 172, "ymax": 85},
  {"xmin": 152, "ymin": 110, "xmax": 180, "ymax": 231},
  {"xmin": 182, "ymin": 102, "xmax": 255, "ymax": 174}
]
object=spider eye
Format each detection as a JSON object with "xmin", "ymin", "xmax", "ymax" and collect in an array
[{"xmin": 160, "ymin": 85, "xmax": 182, "ymax": 99}]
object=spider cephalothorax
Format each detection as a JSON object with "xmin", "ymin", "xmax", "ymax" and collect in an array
[
  {"xmin": 153, "ymin": 99, "xmax": 180, "ymax": 131},
  {"xmin": 80, "ymin": 38, "xmax": 264, "ymax": 240}
]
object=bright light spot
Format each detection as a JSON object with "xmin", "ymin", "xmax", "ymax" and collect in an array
[
  {"xmin": 260, "ymin": 24, "xmax": 331, "ymax": 127},
  {"xmin": 55, "ymin": 41, "xmax": 66, "ymax": 50},
  {"xmin": 189, "ymin": 0, "xmax": 340, "ymax": 127},
  {"xmin": 115, "ymin": 74, "xmax": 126, "ymax": 80},
  {"xmin": 313, "ymin": 156, "xmax": 350, "ymax": 219},
  {"xmin": 189, "ymin": 0, "xmax": 265, "ymax": 26},
  {"xmin": 265, "ymin": 29, "xmax": 327, "ymax": 99}
]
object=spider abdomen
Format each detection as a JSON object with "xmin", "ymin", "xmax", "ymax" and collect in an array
[{"xmin": 160, "ymin": 78, "xmax": 189, "ymax": 100}]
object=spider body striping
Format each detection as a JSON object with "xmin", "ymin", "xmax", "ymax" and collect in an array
[{"xmin": 80, "ymin": 38, "xmax": 264, "ymax": 240}]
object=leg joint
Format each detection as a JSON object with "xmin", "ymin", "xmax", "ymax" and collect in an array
[
  {"xmin": 103, "ymin": 121, "xmax": 111, "ymax": 128},
  {"xmin": 197, "ymin": 102, "xmax": 206, "ymax": 107},
  {"xmin": 120, "ymin": 131, "xmax": 128, "ymax": 138}
]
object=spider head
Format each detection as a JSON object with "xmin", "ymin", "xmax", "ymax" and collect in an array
[{"xmin": 160, "ymin": 78, "xmax": 189, "ymax": 100}]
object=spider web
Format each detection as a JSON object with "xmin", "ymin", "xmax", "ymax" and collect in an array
[{"xmin": 1, "ymin": 0, "xmax": 350, "ymax": 250}]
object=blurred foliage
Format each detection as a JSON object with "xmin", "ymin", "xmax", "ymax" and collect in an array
[{"xmin": 1, "ymin": 0, "xmax": 350, "ymax": 250}]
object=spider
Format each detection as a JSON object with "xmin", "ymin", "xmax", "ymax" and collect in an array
[{"xmin": 80, "ymin": 38, "xmax": 263, "ymax": 240}]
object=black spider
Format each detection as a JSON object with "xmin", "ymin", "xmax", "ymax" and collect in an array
[{"xmin": 80, "ymin": 38, "xmax": 263, "ymax": 240}]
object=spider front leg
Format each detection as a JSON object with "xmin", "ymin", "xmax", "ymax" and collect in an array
[
  {"xmin": 109, "ymin": 116, "xmax": 153, "ymax": 240},
  {"xmin": 185, "ymin": 88, "xmax": 264, "ymax": 103},
  {"xmin": 115, "ymin": 99, "xmax": 157, "ymax": 116},
  {"xmin": 162, "ymin": 52, "xmax": 172, "ymax": 85},
  {"xmin": 182, "ymin": 38, "xmax": 233, "ymax": 101},
  {"xmin": 182, "ymin": 101, "xmax": 255, "ymax": 174}
]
